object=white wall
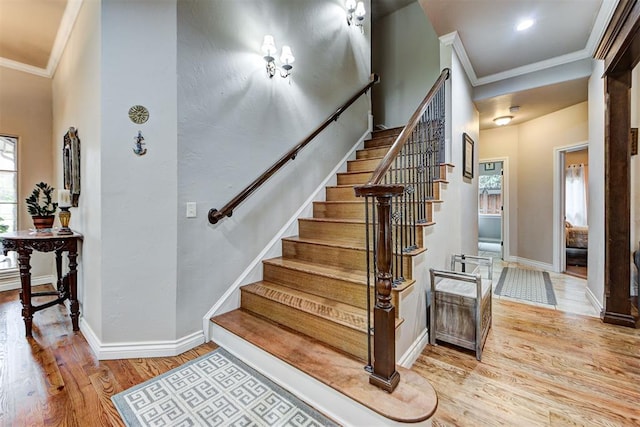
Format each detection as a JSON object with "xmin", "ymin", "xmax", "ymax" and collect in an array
[
  {"xmin": 176, "ymin": 0, "xmax": 372, "ymax": 337},
  {"xmin": 100, "ymin": 0, "xmax": 179, "ymax": 343},
  {"xmin": 52, "ymin": 0, "xmax": 102, "ymax": 335},
  {"xmin": 371, "ymin": 1, "xmax": 440, "ymax": 128},
  {"xmin": 430, "ymin": 45, "xmax": 479, "ymax": 266},
  {"xmin": 588, "ymin": 60, "xmax": 605, "ymax": 308}
]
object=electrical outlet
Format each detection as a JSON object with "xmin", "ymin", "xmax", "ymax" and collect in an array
[{"xmin": 186, "ymin": 202, "xmax": 197, "ymax": 218}]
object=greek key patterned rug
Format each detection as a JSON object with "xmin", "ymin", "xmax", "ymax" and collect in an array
[
  {"xmin": 494, "ymin": 267, "xmax": 557, "ymax": 305},
  {"xmin": 111, "ymin": 348, "xmax": 337, "ymax": 427}
]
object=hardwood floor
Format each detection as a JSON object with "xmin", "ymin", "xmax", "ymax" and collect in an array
[
  {"xmin": 0, "ymin": 285, "xmax": 217, "ymax": 426},
  {"xmin": 417, "ymin": 299, "xmax": 640, "ymax": 426},
  {"xmin": 2, "ymin": 282, "xmax": 639, "ymax": 426}
]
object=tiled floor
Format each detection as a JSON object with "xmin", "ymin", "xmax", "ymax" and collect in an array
[{"xmin": 478, "ymin": 243, "xmax": 600, "ymax": 318}]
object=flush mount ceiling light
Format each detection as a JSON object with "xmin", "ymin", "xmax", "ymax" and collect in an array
[
  {"xmin": 516, "ymin": 19, "xmax": 534, "ymax": 31},
  {"xmin": 494, "ymin": 116, "xmax": 513, "ymax": 126}
]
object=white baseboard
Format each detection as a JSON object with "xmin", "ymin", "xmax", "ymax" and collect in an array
[
  {"xmin": 398, "ymin": 329, "xmax": 429, "ymax": 368},
  {"xmin": 211, "ymin": 323, "xmax": 432, "ymax": 427},
  {"xmin": 0, "ymin": 274, "xmax": 55, "ymax": 292},
  {"xmin": 506, "ymin": 256, "xmax": 554, "ymax": 272},
  {"xmin": 81, "ymin": 318, "xmax": 205, "ymax": 360},
  {"xmin": 585, "ymin": 285, "xmax": 603, "ymax": 315},
  {"xmin": 202, "ymin": 129, "xmax": 371, "ymax": 340}
]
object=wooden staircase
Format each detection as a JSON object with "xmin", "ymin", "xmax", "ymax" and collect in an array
[{"xmin": 212, "ymin": 126, "xmax": 442, "ymax": 423}]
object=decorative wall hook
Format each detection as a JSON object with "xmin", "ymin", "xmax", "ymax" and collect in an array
[{"xmin": 133, "ymin": 131, "xmax": 147, "ymax": 156}]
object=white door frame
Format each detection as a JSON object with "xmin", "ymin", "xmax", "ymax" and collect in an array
[
  {"xmin": 478, "ymin": 156, "xmax": 509, "ymax": 260},
  {"xmin": 553, "ymin": 142, "xmax": 588, "ymax": 273}
]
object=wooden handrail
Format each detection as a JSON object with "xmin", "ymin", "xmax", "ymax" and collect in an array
[
  {"xmin": 208, "ymin": 73, "xmax": 380, "ymax": 224},
  {"xmin": 365, "ymin": 68, "xmax": 450, "ymax": 186}
]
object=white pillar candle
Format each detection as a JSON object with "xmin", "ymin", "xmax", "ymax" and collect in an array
[{"xmin": 58, "ymin": 189, "xmax": 71, "ymax": 208}]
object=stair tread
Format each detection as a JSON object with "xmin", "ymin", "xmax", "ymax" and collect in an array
[
  {"xmin": 264, "ymin": 257, "xmax": 368, "ymax": 282},
  {"xmin": 283, "ymin": 235, "xmax": 427, "ymax": 256},
  {"xmin": 243, "ymin": 281, "xmax": 369, "ymax": 331},
  {"xmin": 338, "ymin": 170, "xmax": 374, "ymax": 176},
  {"xmin": 349, "ymin": 156, "xmax": 385, "ymax": 162},
  {"xmin": 283, "ymin": 235, "xmax": 367, "ymax": 250},
  {"xmin": 326, "ymin": 184, "xmax": 359, "ymax": 189},
  {"xmin": 264, "ymin": 257, "xmax": 416, "ymax": 293},
  {"xmin": 211, "ymin": 309, "xmax": 437, "ymax": 423}
]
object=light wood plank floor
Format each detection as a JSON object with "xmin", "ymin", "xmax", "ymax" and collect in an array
[{"xmin": 2, "ymin": 282, "xmax": 639, "ymax": 426}]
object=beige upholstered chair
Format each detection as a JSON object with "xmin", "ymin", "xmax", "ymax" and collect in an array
[{"xmin": 429, "ymin": 254, "xmax": 493, "ymax": 361}]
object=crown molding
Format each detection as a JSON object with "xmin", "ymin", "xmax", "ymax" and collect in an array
[
  {"xmin": 0, "ymin": 57, "xmax": 49, "ymax": 78},
  {"xmin": 440, "ymin": 0, "xmax": 619, "ymax": 88},
  {"xmin": 0, "ymin": 0, "xmax": 83, "ymax": 78},
  {"xmin": 47, "ymin": 0, "xmax": 84, "ymax": 78}
]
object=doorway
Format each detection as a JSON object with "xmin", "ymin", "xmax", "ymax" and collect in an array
[
  {"xmin": 478, "ymin": 161, "xmax": 504, "ymax": 259},
  {"xmin": 553, "ymin": 144, "xmax": 588, "ymax": 278}
]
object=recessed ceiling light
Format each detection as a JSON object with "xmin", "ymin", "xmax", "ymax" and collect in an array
[
  {"xmin": 516, "ymin": 19, "xmax": 534, "ymax": 31},
  {"xmin": 494, "ymin": 116, "xmax": 513, "ymax": 126}
]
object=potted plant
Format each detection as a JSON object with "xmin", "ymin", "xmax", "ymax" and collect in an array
[{"xmin": 25, "ymin": 182, "xmax": 58, "ymax": 229}]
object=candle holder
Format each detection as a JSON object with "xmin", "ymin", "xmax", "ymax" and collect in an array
[{"xmin": 58, "ymin": 207, "xmax": 72, "ymax": 235}]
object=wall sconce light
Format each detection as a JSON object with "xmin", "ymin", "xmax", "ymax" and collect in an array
[
  {"xmin": 493, "ymin": 116, "xmax": 513, "ymax": 126},
  {"xmin": 262, "ymin": 35, "xmax": 277, "ymax": 78},
  {"xmin": 279, "ymin": 45, "xmax": 295, "ymax": 78},
  {"xmin": 261, "ymin": 35, "xmax": 295, "ymax": 79},
  {"xmin": 346, "ymin": 0, "xmax": 366, "ymax": 29}
]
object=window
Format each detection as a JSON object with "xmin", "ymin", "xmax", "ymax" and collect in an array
[
  {"xmin": 478, "ymin": 174, "xmax": 502, "ymax": 215},
  {"xmin": 0, "ymin": 135, "xmax": 17, "ymax": 270}
]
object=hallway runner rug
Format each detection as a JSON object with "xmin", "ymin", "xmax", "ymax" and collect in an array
[
  {"xmin": 494, "ymin": 267, "xmax": 557, "ymax": 305},
  {"xmin": 111, "ymin": 347, "xmax": 337, "ymax": 427}
]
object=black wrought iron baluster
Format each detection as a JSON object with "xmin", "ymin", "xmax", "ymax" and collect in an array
[{"xmin": 364, "ymin": 195, "xmax": 373, "ymax": 373}]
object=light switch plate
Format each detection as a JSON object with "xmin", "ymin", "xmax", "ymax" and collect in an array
[{"xmin": 186, "ymin": 202, "xmax": 197, "ymax": 218}]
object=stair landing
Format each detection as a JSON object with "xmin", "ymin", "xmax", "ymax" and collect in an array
[{"xmin": 212, "ymin": 309, "xmax": 438, "ymax": 424}]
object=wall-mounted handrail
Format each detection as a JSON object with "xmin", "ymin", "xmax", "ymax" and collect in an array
[{"xmin": 208, "ymin": 74, "xmax": 380, "ymax": 224}]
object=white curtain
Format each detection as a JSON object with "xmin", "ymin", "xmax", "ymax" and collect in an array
[{"xmin": 566, "ymin": 164, "xmax": 588, "ymax": 226}]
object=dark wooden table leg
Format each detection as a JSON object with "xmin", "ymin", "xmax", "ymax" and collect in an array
[
  {"xmin": 67, "ymin": 243, "xmax": 79, "ymax": 331},
  {"xmin": 55, "ymin": 249, "xmax": 63, "ymax": 292},
  {"xmin": 17, "ymin": 249, "xmax": 33, "ymax": 337}
]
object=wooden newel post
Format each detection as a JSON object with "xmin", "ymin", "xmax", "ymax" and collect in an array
[{"xmin": 355, "ymin": 184, "xmax": 403, "ymax": 393}]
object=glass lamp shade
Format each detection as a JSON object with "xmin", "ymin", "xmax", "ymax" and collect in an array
[
  {"xmin": 493, "ymin": 116, "xmax": 513, "ymax": 126},
  {"xmin": 346, "ymin": 0, "xmax": 356, "ymax": 12},
  {"xmin": 280, "ymin": 45, "xmax": 295, "ymax": 64},
  {"xmin": 261, "ymin": 35, "xmax": 276, "ymax": 57},
  {"xmin": 355, "ymin": 1, "xmax": 366, "ymax": 18}
]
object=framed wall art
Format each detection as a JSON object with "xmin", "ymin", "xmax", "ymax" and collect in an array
[
  {"xmin": 463, "ymin": 133, "xmax": 474, "ymax": 179},
  {"xmin": 63, "ymin": 127, "xmax": 81, "ymax": 207}
]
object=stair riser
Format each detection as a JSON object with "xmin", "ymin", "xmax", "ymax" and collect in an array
[
  {"xmin": 263, "ymin": 263, "xmax": 371, "ymax": 309},
  {"xmin": 241, "ymin": 291, "xmax": 368, "ymax": 360},
  {"xmin": 313, "ymin": 202, "xmax": 368, "ymax": 220},
  {"xmin": 337, "ymin": 172, "xmax": 373, "ymax": 185},
  {"xmin": 314, "ymin": 201, "xmax": 433, "ymax": 223},
  {"xmin": 282, "ymin": 240, "xmax": 413, "ymax": 278},
  {"xmin": 372, "ymin": 127, "xmax": 403, "ymax": 138},
  {"xmin": 347, "ymin": 158, "xmax": 383, "ymax": 172},
  {"xmin": 326, "ymin": 186, "xmax": 359, "ymax": 201},
  {"xmin": 364, "ymin": 135, "xmax": 395, "ymax": 149},
  {"xmin": 298, "ymin": 219, "xmax": 424, "ymax": 248},
  {"xmin": 356, "ymin": 147, "xmax": 389, "ymax": 159}
]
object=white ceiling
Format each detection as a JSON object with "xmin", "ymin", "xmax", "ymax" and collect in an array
[
  {"xmin": 419, "ymin": 0, "xmax": 617, "ymax": 129},
  {"xmin": 0, "ymin": 0, "xmax": 619, "ymax": 129}
]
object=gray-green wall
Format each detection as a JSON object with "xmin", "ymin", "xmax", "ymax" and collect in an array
[{"xmin": 371, "ymin": 1, "xmax": 440, "ymax": 128}]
